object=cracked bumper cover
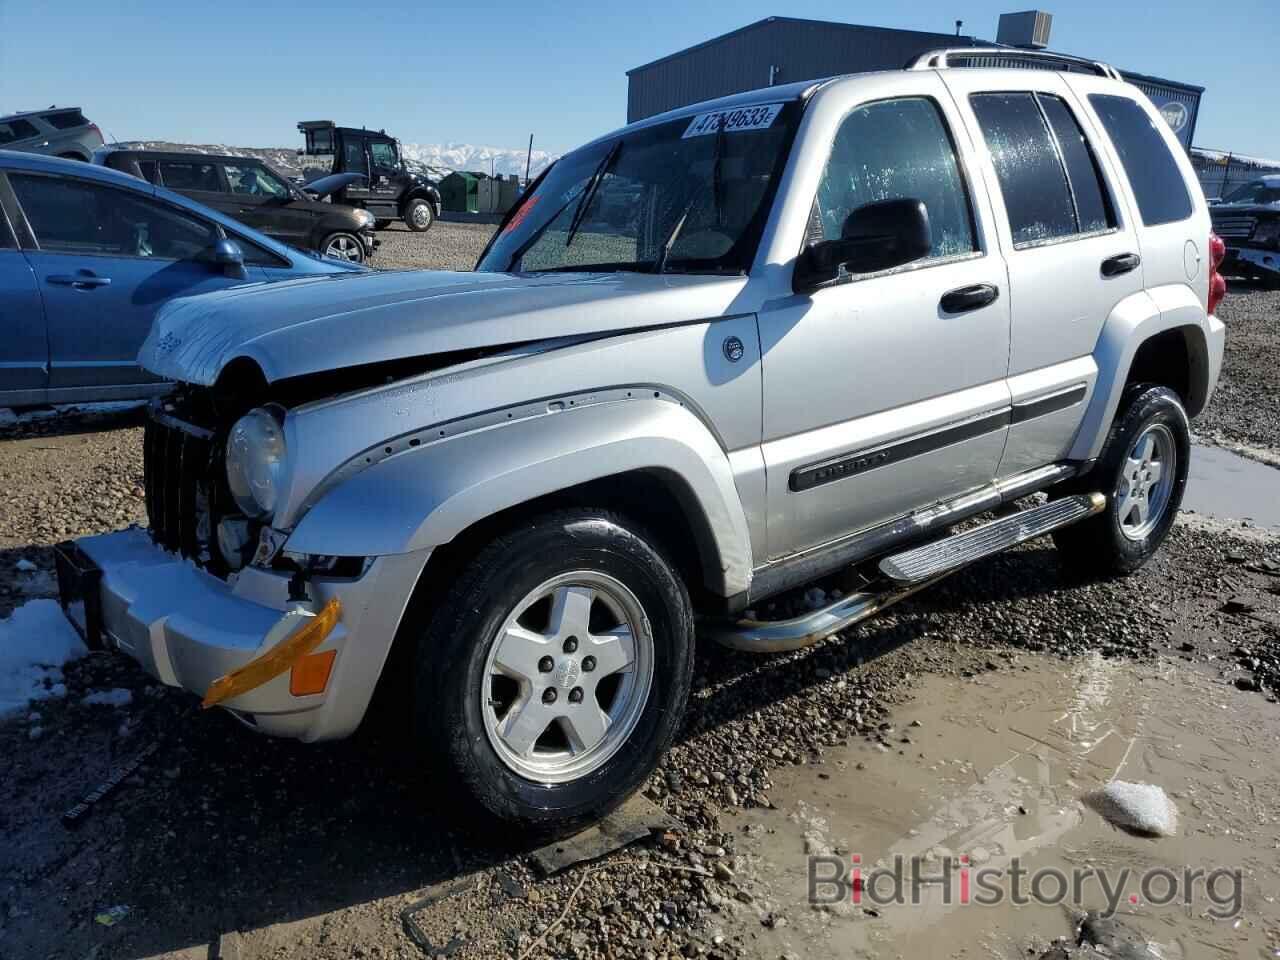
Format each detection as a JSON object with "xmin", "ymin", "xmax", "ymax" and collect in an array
[{"xmin": 66, "ymin": 527, "xmax": 429, "ymax": 742}]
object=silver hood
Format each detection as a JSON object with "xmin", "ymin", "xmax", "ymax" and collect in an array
[{"xmin": 140, "ymin": 269, "xmax": 753, "ymax": 386}]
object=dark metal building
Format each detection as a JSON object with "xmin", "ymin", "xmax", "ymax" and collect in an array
[{"xmin": 626, "ymin": 17, "xmax": 1203, "ymax": 149}]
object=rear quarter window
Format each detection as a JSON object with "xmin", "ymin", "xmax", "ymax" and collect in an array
[
  {"xmin": 1088, "ymin": 94, "xmax": 1192, "ymax": 226},
  {"xmin": 44, "ymin": 111, "xmax": 87, "ymax": 130}
]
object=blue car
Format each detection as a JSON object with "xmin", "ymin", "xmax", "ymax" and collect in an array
[{"xmin": 0, "ymin": 151, "xmax": 367, "ymax": 407}]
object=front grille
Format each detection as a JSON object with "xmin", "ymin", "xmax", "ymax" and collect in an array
[
  {"xmin": 1212, "ymin": 215, "xmax": 1257, "ymax": 240},
  {"xmin": 143, "ymin": 408, "xmax": 215, "ymax": 560}
]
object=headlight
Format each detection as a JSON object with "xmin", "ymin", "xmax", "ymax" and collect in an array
[
  {"xmin": 226, "ymin": 406, "xmax": 288, "ymax": 520},
  {"xmin": 354, "ymin": 209, "xmax": 375, "ymax": 228}
]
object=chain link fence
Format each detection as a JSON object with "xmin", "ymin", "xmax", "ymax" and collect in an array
[{"xmin": 1192, "ymin": 149, "xmax": 1280, "ymax": 200}]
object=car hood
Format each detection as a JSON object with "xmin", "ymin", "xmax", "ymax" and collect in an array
[
  {"xmin": 139, "ymin": 269, "xmax": 753, "ymax": 386},
  {"xmin": 302, "ymin": 171, "xmax": 367, "ymax": 198}
]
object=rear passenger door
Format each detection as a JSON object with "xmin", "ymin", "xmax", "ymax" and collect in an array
[{"xmin": 942, "ymin": 71, "xmax": 1144, "ymax": 478}]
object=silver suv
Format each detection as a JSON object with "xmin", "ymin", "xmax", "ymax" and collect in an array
[
  {"xmin": 56, "ymin": 51, "xmax": 1227, "ymax": 833},
  {"xmin": 0, "ymin": 107, "xmax": 104, "ymax": 162}
]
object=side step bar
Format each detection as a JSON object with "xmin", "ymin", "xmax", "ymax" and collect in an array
[
  {"xmin": 710, "ymin": 492, "xmax": 1105, "ymax": 654},
  {"xmin": 879, "ymin": 492, "xmax": 1105, "ymax": 585}
]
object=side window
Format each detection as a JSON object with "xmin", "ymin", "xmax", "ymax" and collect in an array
[
  {"xmin": 10, "ymin": 174, "xmax": 215, "ymax": 260},
  {"xmin": 226, "ymin": 232, "xmax": 288, "ymax": 267},
  {"xmin": 1088, "ymin": 94, "xmax": 1192, "ymax": 226},
  {"xmin": 343, "ymin": 141, "xmax": 369, "ymax": 177},
  {"xmin": 137, "ymin": 160, "xmax": 159, "ymax": 184},
  {"xmin": 815, "ymin": 97, "xmax": 976, "ymax": 260},
  {"xmin": 970, "ymin": 93, "xmax": 1117, "ymax": 246},
  {"xmin": 0, "ymin": 210, "xmax": 15, "ymax": 249},
  {"xmin": 158, "ymin": 160, "xmax": 222, "ymax": 192},
  {"xmin": 369, "ymin": 141, "xmax": 397, "ymax": 170},
  {"xmin": 0, "ymin": 118, "xmax": 40, "ymax": 144},
  {"xmin": 44, "ymin": 111, "xmax": 87, "ymax": 130},
  {"xmin": 224, "ymin": 163, "xmax": 290, "ymax": 198}
]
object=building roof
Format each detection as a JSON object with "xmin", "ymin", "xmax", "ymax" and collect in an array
[{"xmin": 626, "ymin": 15, "xmax": 1203, "ymax": 94}]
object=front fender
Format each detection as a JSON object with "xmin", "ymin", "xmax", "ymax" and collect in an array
[
  {"xmin": 284, "ymin": 398, "xmax": 755, "ymax": 596},
  {"xmin": 1068, "ymin": 285, "xmax": 1214, "ymax": 462}
]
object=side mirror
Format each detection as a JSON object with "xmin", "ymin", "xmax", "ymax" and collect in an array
[
  {"xmin": 211, "ymin": 238, "xmax": 247, "ymax": 279},
  {"xmin": 793, "ymin": 197, "xmax": 932, "ymax": 294}
]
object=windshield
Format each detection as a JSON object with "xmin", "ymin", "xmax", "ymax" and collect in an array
[
  {"xmin": 477, "ymin": 101, "xmax": 801, "ymax": 275},
  {"xmin": 1223, "ymin": 181, "xmax": 1280, "ymax": 205}
]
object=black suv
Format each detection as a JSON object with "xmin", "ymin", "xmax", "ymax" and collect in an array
[
  {"xmin": 94, "ymin": 149, "xmax": 379, "ymax": 263},
  {"xmin": 298, "ymin": 121, "xmax": 441, "ymax": 232},
  {"xmin": 1209, "ymin": 175, "xmax": 1280, "ymax": 287}
]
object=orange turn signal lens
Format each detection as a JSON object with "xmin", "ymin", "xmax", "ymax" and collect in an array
[
  {"xmin": 201, "ymin": 597, "xmax": 342, "ymax": 708},
  {"xmin": 290, "ymin": 648, "xmax": 337, "ymax": 697}
]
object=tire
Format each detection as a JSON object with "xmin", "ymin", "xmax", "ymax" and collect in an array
[
  {"xmin": 1053, "ymin": 384, "xmax": 1190, "ymax": 577},
  {"xmin": 414, "ymin": 509, "xmax": 694, "ymax": 835},
  {"xmin": 404, "ymin": 197, "xmax": 435, "ymax": 232},
  {"xmin": 321, "ymin": 232, "xmax": 366, "ymax": 263},
  {"xmin": 374, "ymin": 219, "xmax": 393, "ymax": 231}
]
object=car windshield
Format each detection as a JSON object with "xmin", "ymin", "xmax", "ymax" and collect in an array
[
  {"xmin": 477, "ymin": 101, "xmax": 801, "ymax": 275},
  {"xmin": 1223, "ymin": 181, "xmax": 1280, "ymax": 205}
]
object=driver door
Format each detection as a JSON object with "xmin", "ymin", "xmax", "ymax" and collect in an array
[
  {"xmin": 367, "ymin": 140, "xmax": 403, "ymax": 209},
  {"xmin": 758, "ymin": 85, "xmax": 1011, "ymax": 560}
]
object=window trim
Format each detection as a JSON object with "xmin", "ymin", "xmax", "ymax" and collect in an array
[
  {"xmin": 803, "ymin": 93, "xmax": 986, "ymax": 288},
  {"xmin": 8, "ymin": 169, "xmax": 221, "ymax": 264},
  {"xmin": 968, "ymin": 89, "xmax": 1125, "ymax": 252}
]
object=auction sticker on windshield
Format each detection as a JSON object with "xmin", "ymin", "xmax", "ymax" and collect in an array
[{"xmin": 683, "ymin": 103, "xmax": 784, "ymax": 139}]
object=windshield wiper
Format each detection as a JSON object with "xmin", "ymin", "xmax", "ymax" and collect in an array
[
  {"xmin": 656, "ymin": 117, "xmax": 727, "ymax": 274},
  {"xmin": 654, "ymin": 197, "xmax": 696, "ymax": 275},
  {"xmin": 565, "ymin": 140, "xmax": 621, "ymax": 248},
  {"xmin": 711, "ymin": 115, "xmax": 726, "ymax": 227}
]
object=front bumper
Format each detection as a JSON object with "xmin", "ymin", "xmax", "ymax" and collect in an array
[{"xmin": 56, "ymin": 527, "xmax": 429, "ymax": 741}]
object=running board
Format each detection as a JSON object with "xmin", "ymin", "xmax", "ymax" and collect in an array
[
  {"xmin": 878, "ymin": 492, "xmax": 1106, "ymax": 585},
  {"xmin": 708, "ymin": 492, "xmax": 1105, "ymax": 654}
]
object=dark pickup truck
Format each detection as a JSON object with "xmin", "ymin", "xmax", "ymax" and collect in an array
[
  {"xmin": 298, "ymin": 121, "xmax": 442, "ymax": 232},
  {"xmin": 1209, "ymin": 175, "xmax": 1280, "ymax": 286}
]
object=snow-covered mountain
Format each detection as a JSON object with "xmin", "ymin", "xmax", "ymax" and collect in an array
[{"xmin": 117, "ymin": 140, "xmax": 559, "ymax": 180}]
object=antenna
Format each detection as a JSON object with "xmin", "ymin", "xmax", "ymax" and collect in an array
[{"xmin": 955, "ymin": 19, "xmax": 963, "ymax": 36}]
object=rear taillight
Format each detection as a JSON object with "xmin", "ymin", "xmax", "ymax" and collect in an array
[{"xmin": 1208, "ymin": 232, "xmax": 1226, "ymax": 315}]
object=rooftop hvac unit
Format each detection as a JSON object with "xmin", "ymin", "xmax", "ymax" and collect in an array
[{"xmin": 996, "ymin": 10, "xmax": 1053, "ymax": 49}]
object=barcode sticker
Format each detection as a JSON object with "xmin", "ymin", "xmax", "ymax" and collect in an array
[{"xmin": 682, "ymin": 103, "xmax": 784, "ymax": 139}]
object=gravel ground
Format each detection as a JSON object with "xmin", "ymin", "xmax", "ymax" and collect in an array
[
  {"xmin": 1193, "ymin": 281, "xmax": 1280, "ymax": 457},
  {"xmin": 1, "ymin": 246, "xmax": 1278, "ymax": 959},
  {"xmin": 373, "ymin": 220, "xmax": 495, "ymax": 272}
]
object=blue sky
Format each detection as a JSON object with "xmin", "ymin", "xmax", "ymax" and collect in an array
[{"xmin": 2, "ymin": 0, "xmax": 1276, "ymax": 158}]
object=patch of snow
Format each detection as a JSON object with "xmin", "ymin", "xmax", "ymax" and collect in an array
[
  {"xmin": 81, "ymin": 688, "xmax": 133, "ymax": 708},
  {"xmin": 0, "ymin": 600, "xmax": 88, "ymax": 720},
  {"xmin": 1081, "ymin": 781, "xmax": 1178, "ymax": 837}
]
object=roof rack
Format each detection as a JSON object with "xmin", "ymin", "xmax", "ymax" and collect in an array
[{"xmin": 907, "ymin": 47, "xmax": 1123, "ymax": 81}]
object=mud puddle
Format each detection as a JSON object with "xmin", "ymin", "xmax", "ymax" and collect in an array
[
  {"xmin": 729, "ymin": 654, "xmax": 1280, "ymax": 959},
  {"xmin": 1185, "ymin": 444, "xmax": 1280, "ymax": 530}
]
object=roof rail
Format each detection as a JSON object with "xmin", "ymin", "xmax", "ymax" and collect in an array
[{"xmin": 907, "ymin": 47, "xmax": 1123, "ymax": 81}]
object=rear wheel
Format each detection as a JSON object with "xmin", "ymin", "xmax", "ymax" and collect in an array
[
  {"xmin": 414, "ymin": 509, "xmax": 694, "ymax": 834},
  {"xmin": 404, "ymin": 197, "xmax": 435, "ymax": 232},
  {"xmin": 1053, "ymin": 384, "xmax": 1189, "ymax": 576},
  {"xmin": 321, "ymin": 232, "xmax": 366, "ymax": 263}
]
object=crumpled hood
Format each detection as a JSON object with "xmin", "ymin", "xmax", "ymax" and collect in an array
[{"xmin": 139, "ymin": 269, "xmax": 753, "ymax": 386}]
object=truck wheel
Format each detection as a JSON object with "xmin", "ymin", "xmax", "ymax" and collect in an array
[
  {"xmin": 415, "ymin": 509, "xmax": 694, "ymax": 834},
  {"xmin": 1053, "ymin": 384, "xmax": 1189, "ymax": 577},
  {"xmin": 404, "ymin": 198, "xmax": 435, "ymax": 232},
  {"xmin": 321, "ymin": 232, "xmax": 366, "ymax": 263}
]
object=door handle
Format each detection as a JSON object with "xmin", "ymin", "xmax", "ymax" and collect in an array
[
  {"xmin": 48, "ymin": 274, "xmax": 112, "ymax": 290},
  {"xmin": 1101, "ymin": 252, "xmax": 1141, "ymax": 277},
  {"xmin": 940, "ymin": 283, "xmax": 999, "ymax": 314}
]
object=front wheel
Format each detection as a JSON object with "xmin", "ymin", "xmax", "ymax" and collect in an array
[
  {"xmin": 404, "ymin": 197, "xmax": 435, "ymax": 232},
  {"xmin": 414, "ymin": 509, "xmax": 694, "ymax": 834},
  {"xmin": 321, "ymin": 232, "xmax": 366, "ymax": 263},
  {"xmin": 1053, "ymin": 384, "xmax": 1190, "ymax": 576}
]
